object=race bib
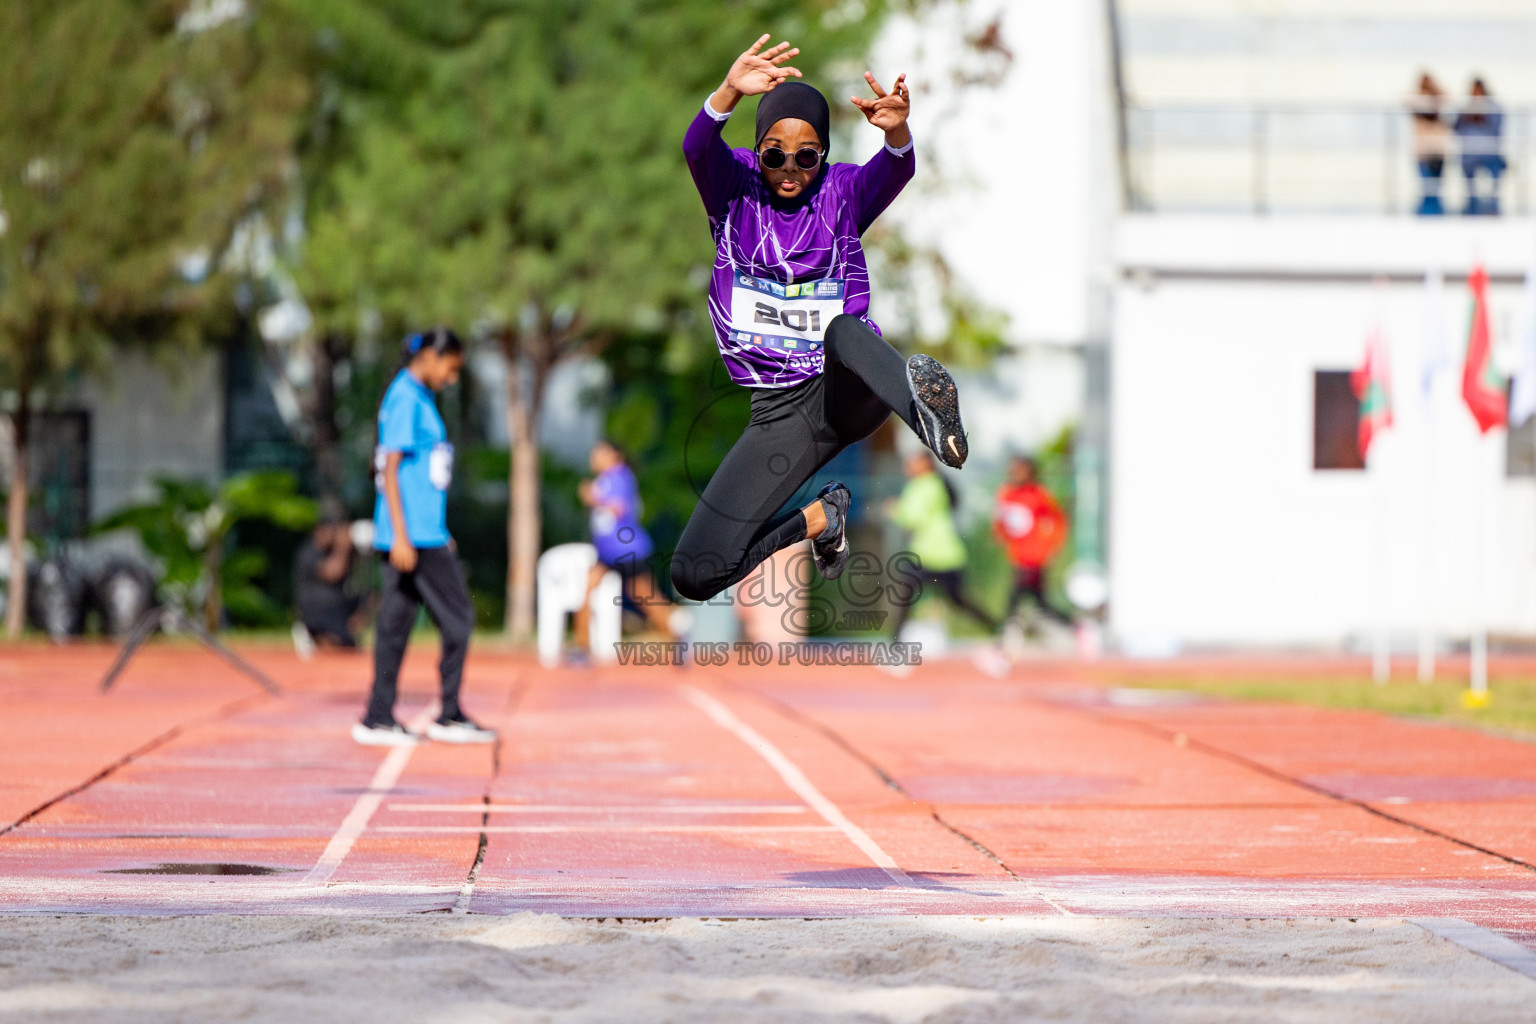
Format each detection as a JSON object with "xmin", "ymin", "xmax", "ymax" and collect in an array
[
  {"xmin": 727, "ymin": 273, "xmax": 844, "ymax": 353},
  {"xmin": 429, "ymin": 442, "xmax": 455, "ymax": 491},
  {"xmin": 1001, "ymin": 505, "xmax": 1035, "ymax": 538}
]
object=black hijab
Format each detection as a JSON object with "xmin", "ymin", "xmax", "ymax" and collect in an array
[{"xmin": 754, "ymin": 81, "xmax": 831, "ymax": 154}]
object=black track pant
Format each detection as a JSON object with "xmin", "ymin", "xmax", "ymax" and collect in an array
[
  {"xmin": 671, "ymin": 315, "xmax": 917, "ymax": 602},
  {"xmin": 1007, "ymin": 566, "xmax": 1075, "ymax": 628},
  {"xmin": 367, "ymin": 546, "xmax": 473, "ymax": 724},
  {"xmin": 888, "ymin": 568, "xmax": 999, "ymax": 638}
]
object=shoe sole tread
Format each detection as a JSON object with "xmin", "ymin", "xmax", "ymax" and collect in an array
[{"xmin": 907, "ymin": 355, "xmax": 968, "ymax": 468}]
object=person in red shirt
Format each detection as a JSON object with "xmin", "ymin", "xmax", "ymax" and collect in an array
[{"xmin": 993, "ymin": 455, "xmax": 1073, "ymax": 627}]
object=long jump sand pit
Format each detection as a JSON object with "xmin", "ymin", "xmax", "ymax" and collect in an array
[{"xmin": 2, "ymin": 914, "xmax": 1533, "ymax": 1023}]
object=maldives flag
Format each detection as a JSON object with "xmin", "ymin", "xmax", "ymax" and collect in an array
[
  {"xmin": 1351, "ymin": 323, "xmax": 1393, "ymax": 459},
  {"xmin": 1462, "ymin": 264, "xmax": 1507, "ymax": 433}
]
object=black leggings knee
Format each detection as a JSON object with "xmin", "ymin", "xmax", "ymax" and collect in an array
[{"xmin": 671, "ymin": 315, "xmax": 915, "ymax": 602}]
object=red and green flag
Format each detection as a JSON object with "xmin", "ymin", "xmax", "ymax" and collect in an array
[
  {"xmin": 1351, "ymin": 323, "xmax": 1393, "ymax": 459},
  {"xmin": 1462, "ymin": 264, "xmax": 1507, "ymax": 433}
]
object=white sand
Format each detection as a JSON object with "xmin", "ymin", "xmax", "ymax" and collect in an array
[{"xmin": 0, "ymin": 915, "xmax": 1532, "ymax": 1023}]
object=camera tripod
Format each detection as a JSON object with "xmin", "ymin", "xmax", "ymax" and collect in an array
[{"xmin": 98, "ymin": 601, "xmax": 281, "ymax": 694}]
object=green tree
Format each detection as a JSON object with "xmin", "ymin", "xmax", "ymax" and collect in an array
[
  {"xmin": 276, "ymin": 0, "xmax": 495, "ymax": 502},
  {"xmin": 297, "ymin": 1, "xmax": 895, "ymax": 638},
  {"xmin": 97, "ymin": 470, "xmax": 317, "ymax": 631},
  {"xmin": 0, "ymin": 0, "xmax": 309, "ymax": 634}
]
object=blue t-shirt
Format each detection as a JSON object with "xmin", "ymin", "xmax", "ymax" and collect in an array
[
  {"xmin": 373, "ymin": 370, "xmax": 452, "ymax": 550},
  {"xmin": 590, "ymin": 464, "xmax": 653, "ymax": 567}
]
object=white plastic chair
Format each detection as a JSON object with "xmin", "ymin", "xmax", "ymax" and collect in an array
[{"xmin": 536, "ymin": 543, "xmax": 621, "ymax": 667}]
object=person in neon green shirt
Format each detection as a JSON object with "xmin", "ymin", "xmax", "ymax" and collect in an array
[{"xmin": 887, "ymin": 451, "xmax": 998, "ymax": 638}]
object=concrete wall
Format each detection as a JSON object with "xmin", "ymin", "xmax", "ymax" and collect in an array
[
  {"xmin": 863, "ymin": 0, "xmax": 1119, "ymax": 350},
  {"xmin": 1111, "ymin": 214, "xmax": 1536, "ymax": 648},
  {"xmin": 76, "ymin": 350, "xmax": 224, "ymax": 520},
  {"xmin": 470, "ymin": 350, "xmax": 606, "ymax": 470},
  {"xmin": 857, "ymin": 0, "xmax": 1119, "ymax": 537},
  {"xmin": 1119, "ymin": 0, "xmax": 1536, "ymax": 105}
]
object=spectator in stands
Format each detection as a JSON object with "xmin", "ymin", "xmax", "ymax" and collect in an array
[
  {"xmin": 1455, "ymin": 77, "xmax": 1505, "ymax": 216},
  {"xmin": 293, "ymin": 514, "xmax": 368, "ymax": 655},
  {"xmin": 1408, "ymin": 73, "xmax": 1449, "ymax": 216},
  {"xmin": 993, "ymin": 455, "xmax": 1074, "ymax": 633}
]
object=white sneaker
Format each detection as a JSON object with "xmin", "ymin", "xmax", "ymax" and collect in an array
[
  {"xmin": 292, "ymin": 622, "xmax": 316, "ymax": 661},
  {"xmin": 351, "ymin": 720, "xmax": 420, "ymax": 746},
  {"xmin": 427, "ymin": 716, "xmax": 497, "ymax": 744},
  {"xmin": 971, "ymin": 646, "xmax": 1011, "ymax": 678}
]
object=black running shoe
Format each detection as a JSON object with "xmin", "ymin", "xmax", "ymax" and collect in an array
[
  {"xmin": 812, "ymin": 481, "xmax": 851, "ymax": 581},
  {"xmin": 907, "ymin": 354, "xmax": 968, "ymax": 468},
  {"xmin": 351, "ymin": 718, "xmax": 420, "ymax": 747}
]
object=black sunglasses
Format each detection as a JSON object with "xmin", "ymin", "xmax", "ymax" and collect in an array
[{"xmin": 759, "ymin": 146, "xmax": 823, "ymax": 171}]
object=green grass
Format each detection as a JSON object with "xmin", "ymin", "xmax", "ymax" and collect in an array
[{"xmin": 1129, "ymin": 673, "xmax": 1536, "ymax": 741}]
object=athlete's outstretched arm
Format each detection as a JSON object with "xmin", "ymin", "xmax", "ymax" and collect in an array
[
  {"xmin": 684, "ymin": 35, "xmax": 802, "ymax": 216},
  {"xmin": 848, "ymin": 72, "xmax": 915, "ymax": 232},
  {"xmin": 851, "ymin": 71, "xmax": 911, "ymax": 149},
  {"xmin": 710, "ymin": 34, "xmax": 802, "ymax": 115}
]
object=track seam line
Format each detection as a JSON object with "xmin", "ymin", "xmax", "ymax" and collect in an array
[
  {"xmin": 452, "ymin": 677, "xmax": 524, "ymax": 914},
  {"xmin": 452, "ymin": 815, "xmax": 490, "ymax": 914},
  {"xmin": 679, "ymin": 685, "xmax": 915, "ymax": 888},
  {"xmin": 742, "ymin": 684, "xmax": 1075, "ymax": 916},
  {"xmin": 1033, "ymin": 696, "xmax": 1536, "ymax": 874},
  {"xmin": 303, "ymin": 703, "xmax": 438, "ymax": 887},
  {"xmin": 0, "ymin": 691, "xmax": 270, "ymax": 838}
]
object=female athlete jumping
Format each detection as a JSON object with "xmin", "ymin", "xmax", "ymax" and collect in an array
[{"xmin": 671, "ymin": 34, "xmax": 968, "ymax": 603}]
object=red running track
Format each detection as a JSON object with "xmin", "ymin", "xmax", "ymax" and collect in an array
[{"xmin": 1, "ymin": 643, "xmax": 1534, "ymax": 947}]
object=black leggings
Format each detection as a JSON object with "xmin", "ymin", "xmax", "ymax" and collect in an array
[
  {"xmin": 367, "ymin": 546, "xmax": 474, "ymax": 724},
  {"xmin": 888, "ymin": 568, "xmax": 998, "ymax": 638},
  {"xmin": 1008, "ymin": 566, "xmax": 1075, "ymax": 628},
  {"xmin": 671, "ymin": 315, "xmax": 917, "ymax": 602}
]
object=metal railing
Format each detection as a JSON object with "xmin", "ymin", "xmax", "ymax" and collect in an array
[{"xmin": 1125, "ymin": 103, "xmax": 1535, "ymax": 216}]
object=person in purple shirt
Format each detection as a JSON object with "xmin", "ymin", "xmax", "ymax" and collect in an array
[
  {"xmin": 670, "ymin": 34, "xmax": 969, "ymax": 605},
  {"xmin": 576, "ymin": 440, "xmax": 686, "ymax": 644}
]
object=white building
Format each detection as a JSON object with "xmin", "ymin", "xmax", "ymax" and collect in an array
[
  {"xmin": 876, "ymin": 0, "xmax": 1536, "ymax": 649},
  {"xmin": 0, "ymin": 350, "xmax": 224, "ymax": 542},
  {"xmin": 1113, "ymin": 217, "xmax": 1536, "ymax": 650}
]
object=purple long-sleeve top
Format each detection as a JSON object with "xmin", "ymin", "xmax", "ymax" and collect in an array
[{"xmin": 683, "ymin": 100, "xmax": 914, "ymax": 388}]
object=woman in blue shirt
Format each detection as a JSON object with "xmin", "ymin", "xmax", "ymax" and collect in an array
[{"xmin": 354, "ymin": 327, "xmax": 495, "ymax": 746}]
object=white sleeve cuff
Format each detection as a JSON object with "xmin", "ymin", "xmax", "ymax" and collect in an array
[
  {"xmin": 884, "ymin": 134, "xmax": 914, "ymax": 157},
  {"xmin": 703, "ymin": 96, "xmax": 733, "ymax": 122}
]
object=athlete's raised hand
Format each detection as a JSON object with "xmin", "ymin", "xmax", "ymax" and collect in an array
[
  {"xmin": 710, "ymin": 35, "xmax": 801, "ymax": 115},
  {"xmin": 851, "ymin": 72, "xmax": 912, "ymax": 145},
  {"xmin": 728, "ymin": 35, "xmax": 802, "ymax": 96}
]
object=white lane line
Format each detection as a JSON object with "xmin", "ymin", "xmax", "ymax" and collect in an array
[
  {"xmin": 303, "ymin": 705, "xmax": 437, "ymax": 887},
  {"xmin": 680, "ymin": 685, "xmax": 915, "ymax": 888},
  {"xmin": 377, "ymin": 825, "xmax": 837, "ymax": 834},
  {"xmin": 387, "ymin": 803, "xmax": 809, "ymax": 814},
  {"xmin": 1410, "ymin": 918, "xmax": 1536, "ymax": 980}
]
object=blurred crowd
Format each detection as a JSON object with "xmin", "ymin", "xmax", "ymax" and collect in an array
[
  {"xmin": 1410, "ymin": 73, "xmax": 1507, "ymax": 216},
  {"xmin": 522, "ymin": 441, "xmax": 1081, "ymax": 662}
]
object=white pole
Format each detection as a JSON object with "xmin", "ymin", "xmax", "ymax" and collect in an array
[
  {"xmin": 1373, "ymin": 439, "xmax": 1390, "ymax": 684},
  {"xmin": 1470, "ymin": 433, "xmax": 1489, "ymax": 698},
  {"xmin": 1418, "ymin": 409, "xmax": 1437, "ymax": 683},
  {"xmin": 1419, "ymin": 267, "xmax": 1446, "ymax": 683},
  {"xmin": 1369, "ymin": 287, "xmax": 1391, "ymax": 684}
]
